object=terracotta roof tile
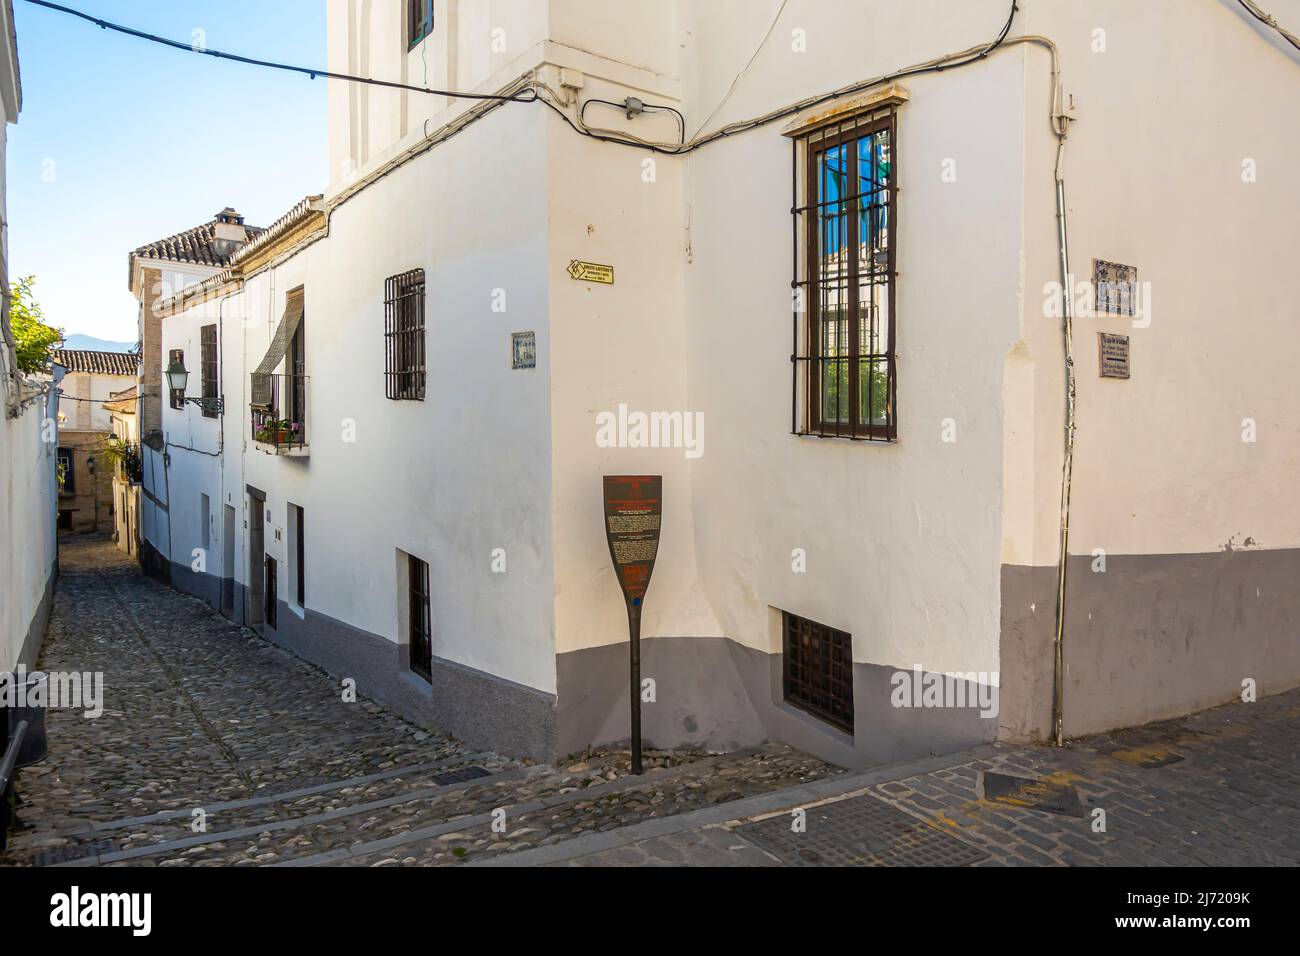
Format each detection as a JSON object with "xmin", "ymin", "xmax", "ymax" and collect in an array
[
  {"xmin": 51, "ymin": 349, "xmax": 141, "ymax": 376},
  {"xmin": 128, "ymin": 209, "xmax": 265, "ymax": 288}
]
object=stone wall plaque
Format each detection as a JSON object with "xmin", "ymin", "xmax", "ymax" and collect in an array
[{"xmin": 1098, "ymin": 332, "xmax": 1131, "ymax": 379}]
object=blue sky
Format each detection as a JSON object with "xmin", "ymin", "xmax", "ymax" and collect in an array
[{"xmin": 9, "ymin": 0, "xmax": 327, "ymax": 342}]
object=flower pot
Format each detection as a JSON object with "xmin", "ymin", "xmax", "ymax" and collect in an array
[{"xmin": 276, "ymin": 429, "xmax": 291, "ymax": 444}]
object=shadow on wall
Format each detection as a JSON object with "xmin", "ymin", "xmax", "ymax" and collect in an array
[{"xmin": 557, "ymin": 636, "xmax": 998, "ymax": 770}]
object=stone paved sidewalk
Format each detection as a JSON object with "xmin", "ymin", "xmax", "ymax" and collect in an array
[{"xmin": 535, "ymin": 688, "xmax": 1300, "ymax": 867}]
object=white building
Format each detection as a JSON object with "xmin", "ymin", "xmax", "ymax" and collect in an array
[
  {"xmin": 104, "ymin": 385, "xmax": 142, "ymax": 556},
  {"xmin": 48, "ymin": 349, "xmax": 139, "ymax": 534},
  {"xmin": 127, "ymin": 208, "xmax": 262, "ymax": 580},
  {"xmin": 149, "ymin": 0, "xmax": 1300, "ymax": 765},
  {"xmin": 1, "ymin": 0, "xmax": 59, "ymax": 672}
]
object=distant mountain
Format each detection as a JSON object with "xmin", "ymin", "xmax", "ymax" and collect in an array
[{"xmin": 61, "ymin": 334, "xmax": 136, "ymax": 353}]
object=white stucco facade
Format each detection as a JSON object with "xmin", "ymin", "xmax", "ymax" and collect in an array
[
  {"xmin": 146, "ymin": 0, "xmax": 1300, "ymax": 763},
  {"xmin": 2, "ymin": 0, "xmax": 59, "ymax": 673}
]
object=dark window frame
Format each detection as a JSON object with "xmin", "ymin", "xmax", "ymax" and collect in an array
[
  {"xmin": 407, "ymin": 0, "xmax": 434, "ymax": 49},
  {"xmin": 57, "ymin": 447, "xmax": 75, "ymax": 496},
  {"xmin": 408, "ymin": 554, "xmax": 432, "ymax": 682},
  {"xmin": 385, "ymin": 269, "xmax": 427, "ymax": 401},
  {"xmin": 265, "ymin": 555, "xmax": 278, "ymax": 630},
  {"xmin": 782, "ymin": 611, "xmax": 854, "ymax": 734},
  {"xmin": 200, "ymin": 324, "xmax": 219, "ymax": 419},
  {"xmin": 792, "ymin": 105, "xmax": 898, "ymax": 442},
  {"xmin": 293, "ymin": 504, "xmax": 305, "ymax": 608},
  {"xmin": 169, "ymin": 348, "xmax": 186, "ymax": 410}
]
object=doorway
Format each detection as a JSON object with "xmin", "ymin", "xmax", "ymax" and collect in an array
[
  {"xmin": 247, "ymin": 491, "xmax": 265, "ymax": 628},
  {"xmin": 265, "ymin": 555, "xmax": 278, "ymax": 631},
  {"xmin": 222, "ymin": 504, "xmax": 236, "ymax": 617}
]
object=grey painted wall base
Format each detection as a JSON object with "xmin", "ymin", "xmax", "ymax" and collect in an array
[
  {"xmin": 161, "ymin": 568, "xmax": 557, "ymax": 761},
  {"xmin": 556, "ymin": 636, "xmax": 997, "ymax": 770},
  {"xmin": 1000, "ymin": 548, "xmax": 1300, "ymax": 741},
  {"xmin": 266, "ymin": 599, "xmax": 557, "ymax": 762},
  {"xmin": 168, "ymin": 559, "xmax": 221, "ymax": 610},
  {"xmin": 15, "ymin": 558, "xmax": 58, "ymax": 670}
]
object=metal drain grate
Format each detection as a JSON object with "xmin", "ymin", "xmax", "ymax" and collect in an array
[
  {"xmin": 32, "ymin": 838, "xmax": 118, "ymax": 867},
  {"xmin": 734, "ymin": 793, "xmax": 988, "ymax": 867},
  {"xmin": 431, "ymin": 765, "xmax": 491, "ymax": 786},
  {"xmin": 983, "ymin": 772, "xmax": 1083, "ymax": 816}
]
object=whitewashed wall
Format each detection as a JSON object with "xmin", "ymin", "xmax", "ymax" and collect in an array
[
  {"xmin": 0, "ymin": 382, "xmax": 59, "ymax": 671},
  {"xmin": 1012, "ymin": 0, "xmax": 1300, "ymax": 564},
  {"xmin": 166, "ymin": 100, "xmax": 557, "ymax": 695}
]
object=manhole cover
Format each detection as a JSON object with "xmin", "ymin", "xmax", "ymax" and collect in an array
[
  {"xmin": 733, "ymin": 793, "xmax": 988, "ymax": 867},
  {"xmin": 983, "ymin": 772, "xmax": 1083, "ymax": 816},
  {"xmin": 32, "ymin": 838, "xmax": 117, "ymax": 866},
  {"xmin": 432, "ymin": 765, "xmax": 491, "ymax": 786}
]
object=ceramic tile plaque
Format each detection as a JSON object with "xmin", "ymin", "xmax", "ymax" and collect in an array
[
  {"xmin": 511, "ymin": 331, "xmax": 536, "ymax": 369},
  {"xmin": 1093, "ymin": 259, "xmax": 1138, "ymax": 317}
]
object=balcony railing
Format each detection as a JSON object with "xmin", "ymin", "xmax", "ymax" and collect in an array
[{"xmin": 250, "ymin": 373, "xmax": 309, "ymax": 455}]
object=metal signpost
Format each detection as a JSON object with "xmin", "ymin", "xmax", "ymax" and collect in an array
[{"xmin": 602, "ymin": 475, "xmax": 662, "ymax": 775}]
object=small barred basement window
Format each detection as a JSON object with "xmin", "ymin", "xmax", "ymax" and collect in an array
[{"xmin": 782, "ymin": 611, "xmax": 854, "ymax": 733}]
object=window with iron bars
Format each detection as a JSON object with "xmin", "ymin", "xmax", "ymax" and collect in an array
[
  {"xmin": 408, "ymin": 0, "xmax": 434, "ymax": 49},
  {"xmin": 200, "ymin": 324, "xmax": 218, "ymax": 418},
  {"xmin": 384, "ymin": 269, "xmax": 426, "ymax": 401},
  {"xmin": 169, "ymin": 349, "xmax": 185, "ymax": 410},
  {"xmin": 792, "ymin": 104, "xmax": 897, "ymax": 441},
  {"xmin": 782, "ymin": 611, "xmax": 854, "ymax": 733}
]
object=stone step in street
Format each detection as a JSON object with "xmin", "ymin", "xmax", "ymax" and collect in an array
[{"xmin": 21, "ymin": 751, "xmax": 505, "ymax": 863}]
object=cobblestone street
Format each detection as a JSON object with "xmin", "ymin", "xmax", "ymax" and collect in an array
[
  {"xmin": 5, "ymin": 536, "xmax": 1299, "ymax": 869},
  {"xmin": 3, "ymin": 537, "xmax": 837, "ymax": 867}
]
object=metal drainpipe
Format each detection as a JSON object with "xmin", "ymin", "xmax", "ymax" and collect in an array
[{"xmin": 1051, "ymin": 138, "xmax": 1076, "ymax": 748}]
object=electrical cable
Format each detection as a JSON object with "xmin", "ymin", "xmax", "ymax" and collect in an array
[
  {"xmin": 20, "ymin": 0, "xmax": 538, "ymax": 103},
  {"xmin": 580, "ymin": 98, "xmax": 685, "ymax": 145},
  {"xmin": 536, "ymin": 0, "xmax": 1022, "ymax": 155},
  {"xmin": 1237, "ymin": 0, "xmax": 1300, "ymax": 51},
  {"xmin": 24, "ymin": 0, "xmax": 1026, "ymax": 158},
  {"xmin": 690, "ymin": 0, "xmax": 790, "ymax": 139}
]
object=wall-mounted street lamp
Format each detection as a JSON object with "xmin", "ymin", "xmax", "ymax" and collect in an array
[{"xmin": 165, "ymin": 359, "xmax": 223, "ymax": 415}]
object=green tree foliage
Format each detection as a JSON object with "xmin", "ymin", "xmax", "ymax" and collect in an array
[{"xmin": 8, "ymin": 275, "xmax": 63, "ymax": 374}]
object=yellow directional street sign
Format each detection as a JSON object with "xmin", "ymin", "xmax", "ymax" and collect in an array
[{"xmin": 567, "ymin": 260, "xmax": 614, "ymax": 284}]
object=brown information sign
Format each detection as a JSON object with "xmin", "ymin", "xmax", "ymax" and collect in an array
[
  {"xmin": 602, "ymin": 475, "xmax": 662, "ymax": 775},
  {"xmin": 1098, "ymin": 332, "xmax": 1131, "ymax": 379},
  {"xmin": 603, "ymin": 475, "xmax": 661, "ymax": 606}
]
